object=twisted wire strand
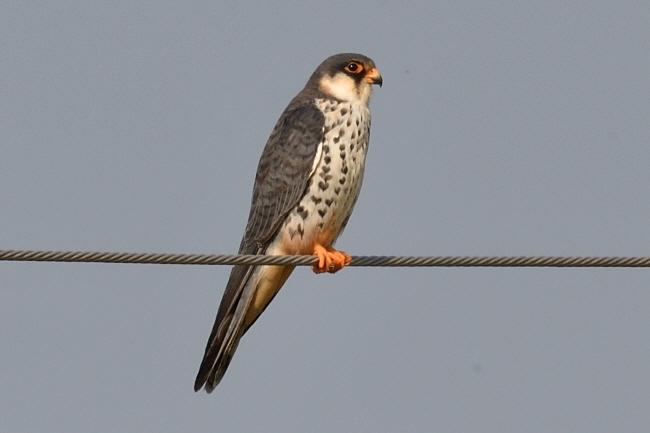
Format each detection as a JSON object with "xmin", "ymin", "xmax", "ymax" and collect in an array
[{"xmin": 2, "ymin": 249, "xmax": 650, "ymax": 267}]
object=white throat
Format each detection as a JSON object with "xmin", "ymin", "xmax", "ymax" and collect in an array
[{"xmin": 319, "ymin": 73, "xmax": 372, "ymax": 105}]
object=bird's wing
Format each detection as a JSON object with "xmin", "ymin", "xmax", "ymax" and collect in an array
[
  {"xmin": 195, "ymin": 101, "xmax": 325, "ymax": 392},
  {"xmin": 243, "ymin": 100, "xmax": 326, "ymax": 245}
]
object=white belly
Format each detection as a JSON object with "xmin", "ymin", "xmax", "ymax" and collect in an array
[{"xmin": 278, "ymin": 99, "xmax": 371, "ymax": 254}]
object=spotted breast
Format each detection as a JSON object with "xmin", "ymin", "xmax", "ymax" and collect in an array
[{"xmin": 279, "ymin": 98, "xmax": 371, "ymax": 255}]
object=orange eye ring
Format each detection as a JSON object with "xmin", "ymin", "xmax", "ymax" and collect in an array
[{"xmin": 344, "ymin": 62, "xmax": 364, "ymax": 74}]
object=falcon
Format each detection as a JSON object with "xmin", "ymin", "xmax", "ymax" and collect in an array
[{"xmin": 195, "ymin": 53, "xmax": 382, "ymax": 392}]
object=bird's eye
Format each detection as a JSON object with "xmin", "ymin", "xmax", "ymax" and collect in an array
[{"xmin": 345, "ymin": 62, "xmax": 363, "ymax": 74}]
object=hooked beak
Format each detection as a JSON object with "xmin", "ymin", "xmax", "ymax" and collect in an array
[{"xmin": 364, "ymin": 68, "xmax": 383, "ymax": 87}]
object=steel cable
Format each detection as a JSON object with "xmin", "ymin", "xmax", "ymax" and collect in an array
[{"xmin": 2, "ymin": 249, "xmax": 650, "ymax": 267}]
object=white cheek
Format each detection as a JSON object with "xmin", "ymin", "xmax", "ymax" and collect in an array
[
  {"xmin": 358, "ymin": 83, "xmax": 372, "ymax": 105},
  {"xmin": 320, "ymin": 74, "xmax": 363, "ymax": 103}
]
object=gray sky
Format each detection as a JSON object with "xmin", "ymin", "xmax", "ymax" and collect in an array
[{"xmin": 2, "ymin": 2, "xmax": 650, "ymax": 432}]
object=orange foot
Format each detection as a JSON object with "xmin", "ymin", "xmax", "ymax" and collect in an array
[{"xmin": 312, "ymin": 244, "xmax": 352, "ymax": 274}]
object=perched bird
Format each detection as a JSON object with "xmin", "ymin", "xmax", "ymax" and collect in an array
[{"xmin": 195, "ymin": 53, "xmax": 382, "ymax": 392}]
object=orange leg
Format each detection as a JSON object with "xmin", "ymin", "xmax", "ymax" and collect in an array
[{"xmin": 312, "ymin": 244, "xmax": 352, "ymax": 274}]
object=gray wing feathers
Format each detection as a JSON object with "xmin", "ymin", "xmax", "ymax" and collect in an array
[
  {"xmin": 244, "ymin": 101, "xmax": 325, "ymax": 246},
  {"xmin": 194, "ymin": 100, "xmax": 325, "ymax": 392}
]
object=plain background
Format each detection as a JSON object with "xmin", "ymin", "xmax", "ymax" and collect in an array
[{"xmin": 2, "ymin": 2, "xmax": 649, "ymax": 432}]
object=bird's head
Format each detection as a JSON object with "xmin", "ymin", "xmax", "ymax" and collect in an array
[{"xmin": 309, "ymin": 53, "xmax": 382, "ymax": 105}]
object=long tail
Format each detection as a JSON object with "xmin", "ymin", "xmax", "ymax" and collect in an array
[
  {"xmin": 194, "ymin": 262, "xmax": 295, "ymax": 392},
  {"xmin": 194, "ymin": 264, "xmax": 259, "ymax": 392}
]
